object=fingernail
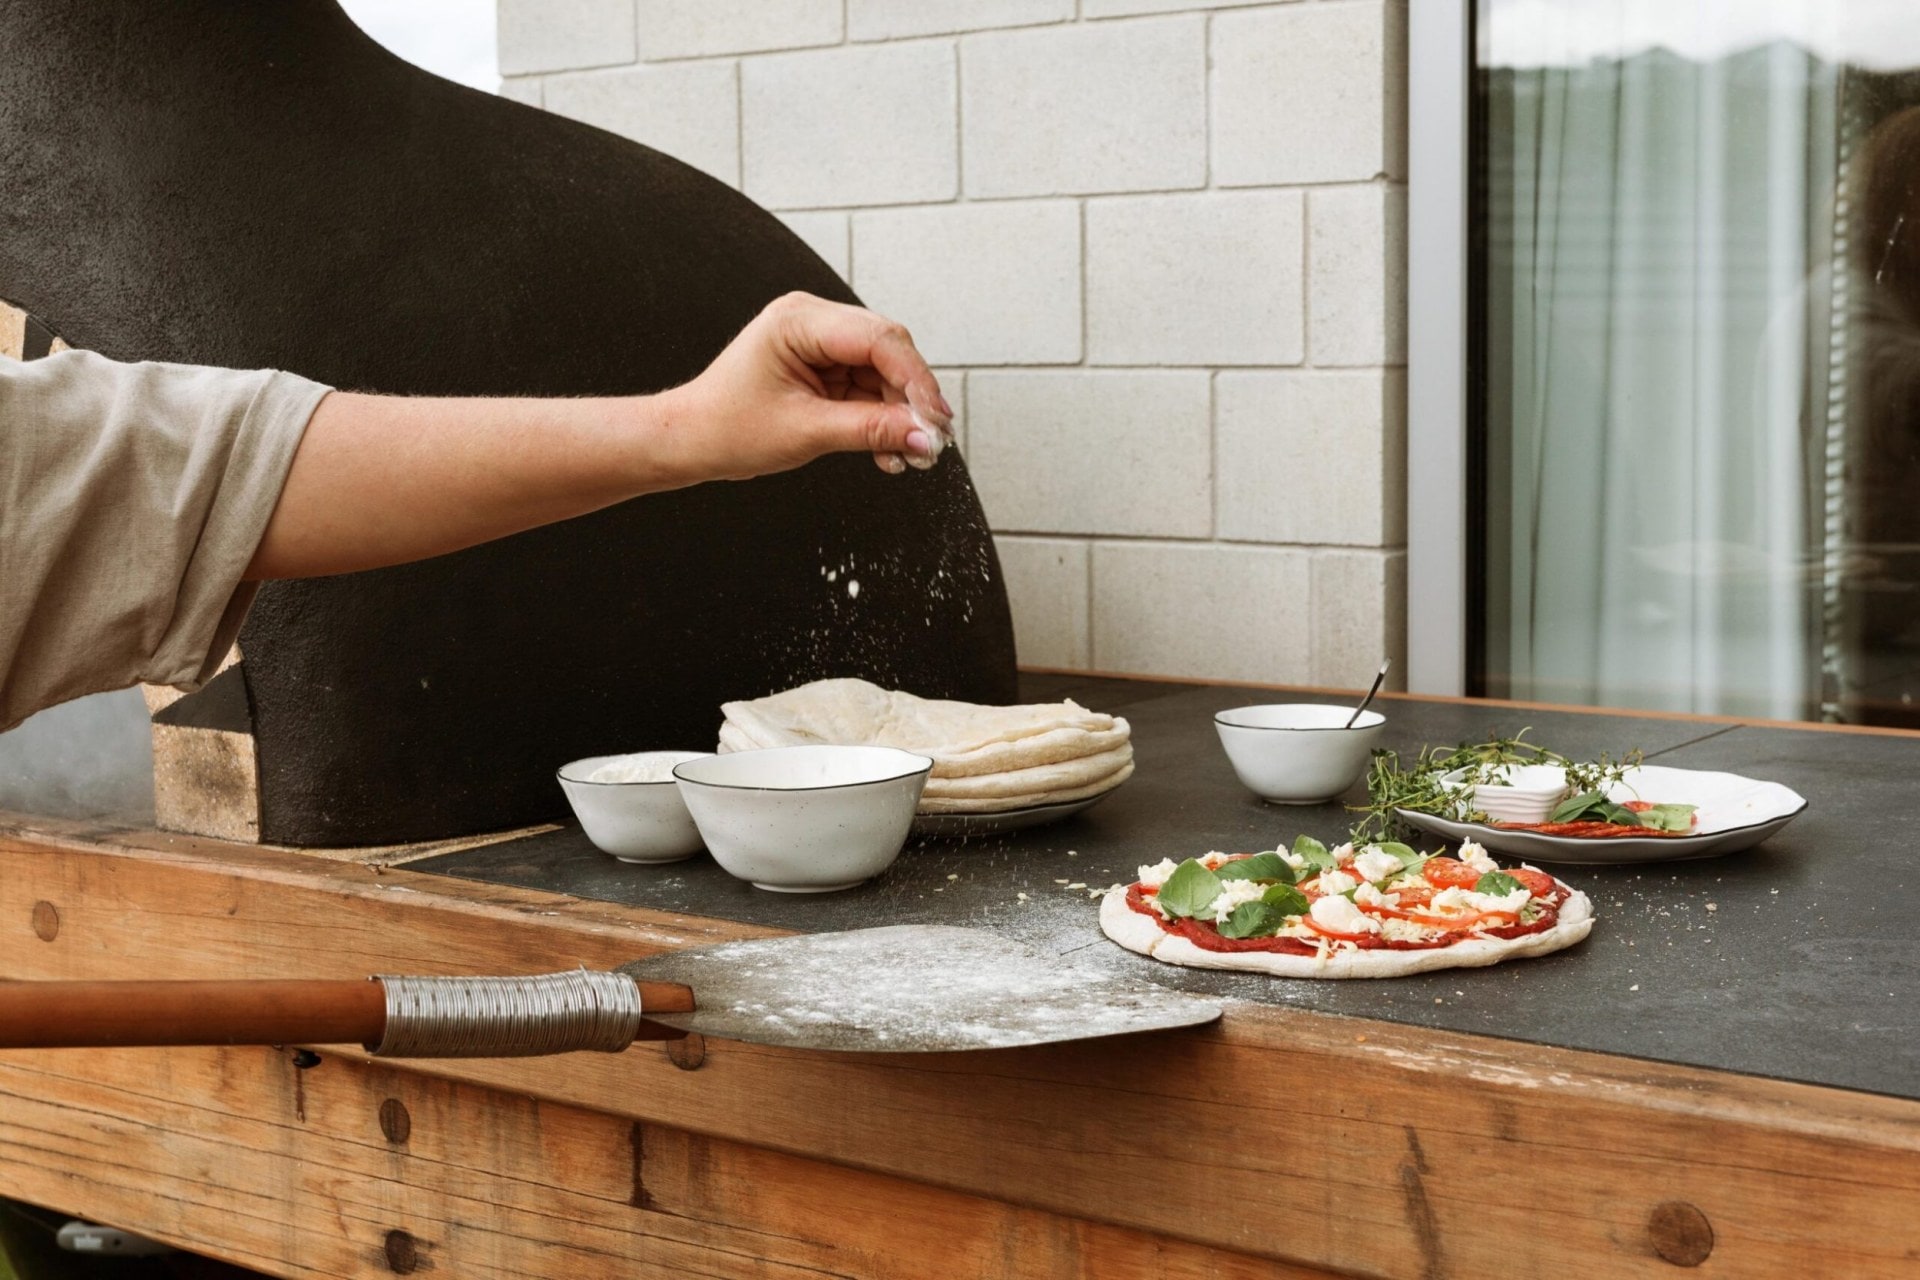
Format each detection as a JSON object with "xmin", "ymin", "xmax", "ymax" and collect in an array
[
  {"xmin": 910, "ymin": 392, "xmax": 951, "ymax": 432},
  {"xmin": 882, "ymin": 453, "xmax": 907, "ymax": 474},
  {"xmin": 909, "ymin": 405, "xmax": 951, "ymax": 447},
  {"xmin": 936, "ymin": 392, "xmax": 955, "ymax": 419}
]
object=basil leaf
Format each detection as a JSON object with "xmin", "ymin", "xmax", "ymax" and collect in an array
[
  {"xmin": 1550, "ymin": 791, "xmax": 1646, "ymax": 827},
  {"xmin": 1157, "ymin": 859, "xmax": 1223, "ymax": 918},
  {"xmin": 1635, "ymin": 803, "xmax": 1697, "ymax": 832},
  {"xmin": 1218, "ymin": 902, "xmax": 1280, "ymax": 939},
  {"xmin": 1594, "ymin": 800, "xmax": 1641, "ymax": 826},
  {"xmin": 1369, "ymin": 841, "xmax": 1429, "ymax": 880},
  {"xmin": 1261, "ymin": 884, "xmax": 1311, "ymax": 917},
  {"xmin": 1215, "ymin": 851, "xmax": 1295, "ymax": 884},
  {"xmin": 1547, "ymin": 790, "xmax": 1605, "ymax": 823},
  {"xmin": 1291, "ymin": 835, "xmax": 1336, "ymax": 873},
  {"xmin": 1473, "ymin": 871, "xmax": 1525, "ymax": 897},
  {"xmin": 1375, "ymin": 841, "xmax": 1420, "ymax": 866}
]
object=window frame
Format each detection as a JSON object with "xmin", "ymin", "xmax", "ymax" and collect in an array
[{"xmin": 1406, "ymin": 0, "xmax": 1474, "ymax": 695}]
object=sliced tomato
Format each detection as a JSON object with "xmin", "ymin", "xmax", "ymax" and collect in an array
[
  {"xmin": 1301, "ymin": 917, "xmax": 1376, "ymax": 943},
  {"xmin": 1422, "ymin": 857, "xmax": 1481, "ymax": 890},
  {"xmin": 1364, "ymin": 903, "xmax": 1518, "ymax": 929},
  {"xmin": 1622, "ymin": 800, "xmax": 1653, "ymax": 813},
  {"xmin": 1502, "ymin": 867, "xmax": 1558, "ymax": 898},
  {"xmin": 1389, "ymin": 885, "xmax": 1435, "ymax": 907}
]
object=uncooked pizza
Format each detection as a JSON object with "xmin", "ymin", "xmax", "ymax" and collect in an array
[{"xmin": 1100, "ymin": 836, "xmax": 1592, "ymax": 978}]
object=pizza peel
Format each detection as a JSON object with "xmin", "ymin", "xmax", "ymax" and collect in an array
[{"xmin": 0, "ymin": 925, "xmax": 1221, "ymax": 1056}]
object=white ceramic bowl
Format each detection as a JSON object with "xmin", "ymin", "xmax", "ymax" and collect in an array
[
  {"xmin": 673, "ymin": 745, "xmax": 932, "ymax": 892},
  {"xmin": 1213, "ymin": 704, "xmax": 1386, "ymax": 804},
  {"xmin": 557, "ymin": 751, "xmax": 713, "ymax": 863},
  {"xmin": 1449, "ymin": 763, "xmax": 1569, "ymax": 824}
]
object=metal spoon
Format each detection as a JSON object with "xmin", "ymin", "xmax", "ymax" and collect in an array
[{"xmin": 1344, "ymin": 659, "xmax": 1392, "ymax": 729}]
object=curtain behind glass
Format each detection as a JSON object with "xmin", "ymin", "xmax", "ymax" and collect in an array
[{"xmin": 1483, "ymin": 43, "xmax": 1835, "ymax": 716}]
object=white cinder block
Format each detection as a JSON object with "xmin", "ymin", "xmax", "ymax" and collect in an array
[
  {"xmin": 993, "ymin": 537, "xmax": 1092, "ymax": 668},
  {"xmin": 850, "ymin": 0, "xmax": 1072, "ymax": 41},
  {"xmin": 961, "ymin": 17, "xmax": 1206, "ymax": 198},
  {"xmin": 1085, "ymin": 0, "xmax": 1284, "ymax": 13},
  {"xmin": 1091, "ymin": 543, "xmax": 1313, "ymax": 683},
  {"xmin": 1212, "ymin": 2, "xmax": 1407, "ymax": 186},
  {"xmin": 777, "ymin": 211, "xmax": 851, "ymax": 278},
  {"xmin": 743, "ymin": 44, "xmax": 958, "ymax": 209},
  {"xmin": 637, "ymin": 0, "xmax": 842, "ymax": 60},
  {"xmin": 497, "ymin": 77, "xmax": 544, "ymax": 108},
  {"xmin": 852, "ymin": 202, "xmax": 1080, "ymax": 364},
  {"xmin": 1310, "ymin": 549, "xmax": 1407, "ymax": 689},
  {"xmin": 1086, "ymin": 191, "xmax": 1303, "ymax": 366},
  {"xmin": 968, "ymin": 372, "xmax": 1211, "ymax": 538},
  {"xmin": 1216, "ymin": 370, "xmax": 1405, "ymax": 547},
  {"xmin": 544, "ymin": 62, "xmax": 741, "ymax": 187},
  {"xmin": 498, "ymin": 0, "xmax": 636, "ymax": 75},
  {"xmin": 1310, "ymin": 185, "xmax": 1407, "ymax": 366}
]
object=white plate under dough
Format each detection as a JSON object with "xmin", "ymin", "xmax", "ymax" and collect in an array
[{"xmin": 1098, "ymin": 884, "xmax": 1593, "ymax": 979}]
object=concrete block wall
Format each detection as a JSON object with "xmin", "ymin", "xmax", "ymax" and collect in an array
[{"xmin": 498, "ymin": 0, "xmax": 1407, "ymax": 688}]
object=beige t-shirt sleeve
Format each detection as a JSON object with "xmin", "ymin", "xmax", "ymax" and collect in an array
[{"xmin": 0, "ymin": 349, "xmax": 331, "ymax": 731}]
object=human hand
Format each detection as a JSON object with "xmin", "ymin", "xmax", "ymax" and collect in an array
[{"xmin": 660, "ymin": 292, "xmax": 955, "ymax": 482}]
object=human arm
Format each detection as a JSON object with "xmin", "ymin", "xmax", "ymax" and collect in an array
[
  {"xmin": 0, "ymin": 292, "xmax": 948, "ymax": 730},
  {"xmin": 245, "ymin": 292, "xmax": 953, "ymax": 580}
]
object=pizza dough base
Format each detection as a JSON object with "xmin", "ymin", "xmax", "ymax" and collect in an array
[
  {"xmin": 720, "ymin": 678, "xmax": 1127, "ymax": 777},
  {"xmin": 1099, "ymin": 884, "xmax": 1594, "ymax": 978},
  {"xmin": 917, "ymin": 745, "xmax": 1133, "ymax": 800},
  {"xmin": 916, "ymin": 761, "xmax": 1135, "ymax": 813}
]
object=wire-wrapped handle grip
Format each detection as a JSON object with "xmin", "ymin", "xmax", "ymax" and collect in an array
[{"xmin": 375, "ymin": 970, "xmax": 645, "ymax": 1057}]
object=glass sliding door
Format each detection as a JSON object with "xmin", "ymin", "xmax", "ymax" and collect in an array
[{"xmin": 1473, "ymin": 0, "xmax": 1920, "ymax": 725}]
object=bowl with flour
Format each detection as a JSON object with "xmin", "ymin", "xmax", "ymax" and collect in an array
[{"xmin": 557, "ymin": 750, "xmax": 713, "ymax": 863}]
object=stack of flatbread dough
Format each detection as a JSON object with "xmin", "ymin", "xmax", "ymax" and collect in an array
[{"xmin": 718, "ymin": 678, "xmax": 1133, "ymax": 815}]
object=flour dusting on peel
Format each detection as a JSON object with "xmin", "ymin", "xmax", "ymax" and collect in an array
[{"xmin": 634, "ymin": 926, "xmax": 1214, "ymax": 1051}]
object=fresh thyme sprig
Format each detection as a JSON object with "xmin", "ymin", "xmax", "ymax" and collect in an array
[{"xmin": 1345, "ymin": 728, "xmax": 1643, "ymax": 844}]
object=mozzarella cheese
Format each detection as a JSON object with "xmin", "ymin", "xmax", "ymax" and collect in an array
[
  {"xmin": 1309, "ymin": 894, "xmax": 1382, "ymax": 935},
  {"xmin": 1459, "ymin": 839, "xmax": 1498, "ymax": 874},
  {"xmin": 1378, "ymin": 917, "xmax": 1435, "ymax": 943},
  {"xmin": 1208, "ymin": 878, "xmax": 1272, "ymax": 922},
  {"xmin": 1431, "ymin": 884, "xmax": 1532, "ymax": 915},
  {"xmin": 1136, "ymin": 859, "xmax": 1181, "ymax": 888},
  {"xmin": 1354, "ymin": 881, "xmax": 1400, "ymax": 909},
  {"xmin": 1278, "ymin": 849, "xmax": 1308, "ymax": 872},
  {"xmin": 1315, "ymin": 870, "xmax": 1360, "ymax": 896},
  {"xmin": 1352, "ymin": 847, "xmax": 1402, "ymax": 883},
  {"xmin": 1329, "ymin": 841, "xmax": 1357, "ymax": 866}
]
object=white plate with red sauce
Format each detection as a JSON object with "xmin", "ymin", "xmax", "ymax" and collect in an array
[{"xmin": 1397, "ymin": 764, "xmax": 1807, "ymax": 865}]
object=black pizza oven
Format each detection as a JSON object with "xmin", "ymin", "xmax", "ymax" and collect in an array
[{"xmin": 0, "ymin": 0, "xmax": 1015, "ymax": 845}]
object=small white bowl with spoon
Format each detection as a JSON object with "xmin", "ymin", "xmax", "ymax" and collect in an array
[{"xmin": 1214, "ymin": 661, "xmax": 1392, "ymax": 804}]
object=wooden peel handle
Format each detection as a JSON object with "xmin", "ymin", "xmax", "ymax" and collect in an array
[
  {"xmin": 0, "ymin": 978, "xmax": 696, "ymax": 1050},
  {"xmin": 0, "ymin": 980, "xmax": 387, "ymax": 1049}
]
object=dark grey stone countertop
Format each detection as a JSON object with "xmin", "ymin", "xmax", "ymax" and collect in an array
[{"xmin": 412, "ymin": 674, "xmax": 1920, "ymax": 1101}]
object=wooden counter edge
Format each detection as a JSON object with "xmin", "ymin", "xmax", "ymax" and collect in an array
[{"xmin": 3, "ymin": 822, "xmax": 1917, "ymax": 1278}]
